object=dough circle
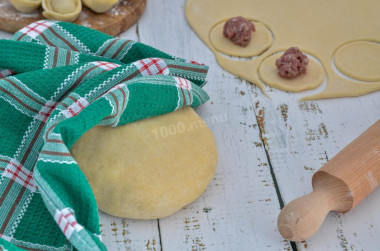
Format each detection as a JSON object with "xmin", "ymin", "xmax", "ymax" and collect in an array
[
  {"xmin": 209, "ymin": 19, "xmax": 273, "ymax": 57},
  {"xmin": 70, "ymin": 107, "xmax": 218, "ymax": 219},
  {"xmin": 259, "ymin": 52, "xmax": 325, "ymax": 92},
  {"xmin": 334, "ymin": 41, "xmax": 380, "ymax": 82}
]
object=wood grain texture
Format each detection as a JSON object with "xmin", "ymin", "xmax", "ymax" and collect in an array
[
  {"xmin": 99, "ymin": 211, "xmax": 161, "ymax": 251},
  {"xmin": 315, "ymin": 119, "xmax": 380, "ymax": 208},
  {"xmin": 0, "ymin": 0, "xmax": 146, "ymax": 36}
]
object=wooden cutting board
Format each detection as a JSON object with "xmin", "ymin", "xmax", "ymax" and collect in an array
[{"xmin": 0, "ymin": 0, "xmax": 146, "ymax": 36}]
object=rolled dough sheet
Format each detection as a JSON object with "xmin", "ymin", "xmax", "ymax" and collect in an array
[
  {"xmin": 71, "ymin": 107, "xmax": 218, "ymax": 219},
  {"xmin": 185, "ymin": 0, "xmax": 380, "ymax": 100}
]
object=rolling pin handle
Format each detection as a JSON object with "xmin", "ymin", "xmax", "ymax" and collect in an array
[
  {"xmin": 278, "ymin": 119, "xmax": 380, "ymax": 241},
  {"xmin": 277, "ymin": 189, "xmax": 331, "ymax": 241}
]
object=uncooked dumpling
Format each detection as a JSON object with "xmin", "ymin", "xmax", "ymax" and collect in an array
[
  {"xmin": 70, "ymin": 107, "xmax": 218, "ymax": 219},
  {"xmin": 42, "ymin": 0, "xmax": 81, "ymax": 22},
  {"xmin": 9, "ymin": 0, "xmax": 41, "ymax": 13},
  {"xmin": 82, "ymin": 0, "xmax": 119, "ymax": 13}
]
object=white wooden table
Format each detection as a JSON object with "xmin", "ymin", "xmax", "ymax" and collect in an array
[{"xmin": 2, "ymin": 1, "xmax": 380, "ymax": 250}]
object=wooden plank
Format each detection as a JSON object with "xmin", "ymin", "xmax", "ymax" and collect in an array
[
  {"xmin": 0, "ymin": 20, "xmax": 139, "ymax": 41},
  {"xmin": 99, "ymin": 211, "xmax": 161, "ymax": 251},
  {"xmin": 137, "ymin": 0, "xmax": 291, "ymax": 250},
  {"xmin": 252, "ymin": 80, "xmax": 380, "ymax": 250},
  {"xmin": 0, "ymin": 0, "xmax": 147, "ymax": 36}
]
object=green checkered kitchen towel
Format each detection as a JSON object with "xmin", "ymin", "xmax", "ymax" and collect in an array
[{"xmin": 0, "ymin": 20, "xmax": 209, "ymax": 250}]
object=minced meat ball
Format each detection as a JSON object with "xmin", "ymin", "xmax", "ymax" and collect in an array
[
  {"xmin": 276, "ymin": 47, "xmax": 308, "ymax": 79},
  {"xmin": 223, "ymin": 16, "xmax": 255, "ymax": 47}
]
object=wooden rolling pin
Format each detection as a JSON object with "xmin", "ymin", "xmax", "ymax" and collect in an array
[{"xmin": 277, "ymin": 119, "xmax": 380, "ymax": 241}]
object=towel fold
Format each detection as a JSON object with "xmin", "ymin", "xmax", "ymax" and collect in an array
[{"xmin": 0, "ymin": 20, "xmax": 209, "ymax": 251}]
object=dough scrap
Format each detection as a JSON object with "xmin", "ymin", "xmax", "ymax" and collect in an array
[
  {"xmin": 185, "ymin": 0, "xmax": 380, "ymax": 100},
  {"xmin": 259, "ymin": 53, "xmax": 324, "ymax": 92},
  {"xmin": 9, "ymin": 0, "xmax": 41, "ymax": 13},
  {"xmin": 42, "ymin": 0, "xmax": 81, "ymax": 22},
  {"xmin": 334, "ymin": 41, "xmax": 380, "ymax": 82},
  {"xmin": 70, "ymin": 107, "xmax": 218, "ymax": 219},
  {"xmin": 210, "ymin": 19, "xmax": 272, "ymax": 57},
  {"xmin": 82, "ymin": 0, "xmax": 119, "ymax": 13}
]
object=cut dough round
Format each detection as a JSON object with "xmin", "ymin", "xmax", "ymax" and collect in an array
[
  {"xmin": 209, "ymin": 19, "xmax": 272, "ymax": 57},
  {"xmin": 42, "ymin": 0, "xmax": 81, "ymax": 22},
  {"xmin": 9, "ymin": 0, "xmax": 41, "ymax": 13},
  {"xmin": 259, "ymin": 52, "xmax": 324, "ymax": 92},
  {"xmin": 70, "ymin": 107, "xmax": 218, "ymax": 219},
  {"xmin": 334, "ymin": 41, "xmax": 380, "ymax": 82},
  {"xmin": 82, "ymin": 0, "xmax": 119, "ymax": 13}
]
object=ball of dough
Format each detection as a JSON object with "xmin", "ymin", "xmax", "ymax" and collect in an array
[{"xmin": 70, "ymin": 107, "xmax": 218, "ymax": 219}]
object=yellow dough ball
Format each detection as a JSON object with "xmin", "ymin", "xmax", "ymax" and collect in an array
[{"xmin": 71, "ymin": 107, "xmax": 218, "ymax": 219}]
